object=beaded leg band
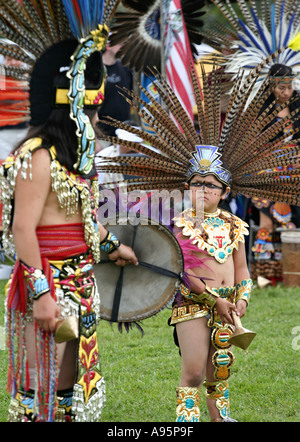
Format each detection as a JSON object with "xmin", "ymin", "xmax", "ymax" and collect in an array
[
  {"xmin": 7, "ymin": 389, "xmax": 75, "ymax": 422},
  {"xmin": 176, "ymin": 387, "xmax": 201, "ymax": 422},
  {"xmin": 211, "ymin": 322, "xmax": 235, "ymax": 381},
  {"xmin": 204, "ymin": 380, "xmax": 237, "ymax": 422},
  {"xmin": 206, "ymin": 322, "xmax": 236, "ymax": 422},
  {"xmin": 8, "ymin": 390, "xmax": 36, "ymax": 422},
  {"xmin": 55, "ymin": 389, "xmax": 75, "ymax": 422}
]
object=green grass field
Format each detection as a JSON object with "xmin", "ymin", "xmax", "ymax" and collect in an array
[{"xmin": 0, "ymin": 279, "xmax": 299, "ymax": 422}]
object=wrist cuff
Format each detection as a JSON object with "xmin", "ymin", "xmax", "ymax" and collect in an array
[
  {"xmin": 100, "ymin": 230, "xmax": 121, "ymax": 254},
  {"xmin": 236, "ymin": 279, "xmax": 253, "ymax": 305},
  {"xmin": 21, "ymin": 262, "xmax": 50, "ymax": 301}
]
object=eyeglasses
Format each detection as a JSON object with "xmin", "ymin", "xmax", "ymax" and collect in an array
[{"xmin": 189, "ymin": 182, "xmax": 224, "ymax": 191}]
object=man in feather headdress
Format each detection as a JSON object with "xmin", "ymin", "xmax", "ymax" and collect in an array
[
  {"xmin": 251, "ymin": 63, "xmax": 300, "ymax": 283},
  {"xmin": 0, "ymin": 0, "xmax": 138, "ymax": 422}
]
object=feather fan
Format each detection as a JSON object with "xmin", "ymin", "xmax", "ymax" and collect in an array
[{"xmin": 0, "ymin": 78, "xmax": 29, "ymax": 126}]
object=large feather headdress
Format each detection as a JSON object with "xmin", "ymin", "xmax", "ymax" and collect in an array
[
  {"xmin": 201, "ymin": 0, "xmax": 300, "ymax": 97},
  {"xmin": 96, "ymin": 60, "xmax": 300, "ymax": 206},
  {"xmin": 108, "ymin": 0, "xmax": 206, "ymax": 72},
  {"xmin": 0, "ymin": 0, "xmax": 120, "ymax": 175}
]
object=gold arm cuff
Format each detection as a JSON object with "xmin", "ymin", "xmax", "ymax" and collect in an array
[{"xmin": 235, "ymin": 279, "xmax": 253, "ymax": 305}]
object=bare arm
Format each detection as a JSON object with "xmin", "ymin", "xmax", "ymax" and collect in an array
[
  {"xmin": 233, "ymin": 243, "xmax": 250, "ymax": 318},
  {"xmin": 13, "ymin": 148, "xmax": 60, "ymax": 331},
  {"xmin": 13, "ymin": 149, "xmax": 51, "ymax": 267}
]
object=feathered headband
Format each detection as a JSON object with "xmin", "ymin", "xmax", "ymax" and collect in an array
[
  {"xmin": 0, "ymin": 0, "xmax": 120, "ymax": 175},
  {"xmin": 96, "ymin": 60, "xmax": 300, "ymax": 205},
  {"xmin": 201, "ymin": 0, "xmax": 300, "ymax": 97}
]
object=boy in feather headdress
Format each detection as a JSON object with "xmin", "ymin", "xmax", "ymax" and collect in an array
[
  {"xmin": 170, "ymin": 151, "xmax": 251, "ymax": 422},
  {"xmin": 96, "ymin": 56, "xmax": 300, "ymax": 421}
]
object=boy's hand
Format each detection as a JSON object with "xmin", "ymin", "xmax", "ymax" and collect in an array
[
  {"xmin": 235, "ymin": 299, "xmax": 247, "ymax": 318},
  {"xmin": 215, "ymin": 297, "xmax": 237, "ymax": 324}
]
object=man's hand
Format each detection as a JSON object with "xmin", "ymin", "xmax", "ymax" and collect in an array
[
  {"xmin": 108, "ymin": 243, "xmax": 139, "ymax": 267},
  {"xmin": 33, "ymin": 292, "xmax": 60, "ymax": 332},
  {"xmin": 215, "ymin": 297, "xmax": 237, "ymax": 324}
]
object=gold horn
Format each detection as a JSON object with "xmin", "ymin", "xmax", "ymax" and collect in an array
[
  {"xmin": 55, "ymin": 316, "xmax": 79, "ymax": 343},
  {"xmin": 228, "ymin": 312, "xmax": 256, "ymax": 350}
]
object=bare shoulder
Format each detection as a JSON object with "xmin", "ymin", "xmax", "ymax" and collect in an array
[
  {"xmin": 15, "ymin": 146, "xmax": 51, "ymax": 189},
  {"xmin": 31, "ymin": 146, "xmax": 51, "ymax": 165},
  {"xmin": 29, "ymin": 148, "xmax": 52, "ymax": 181}
]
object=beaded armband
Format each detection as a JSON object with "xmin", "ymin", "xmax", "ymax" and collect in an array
[
  {"xmin": 100, "ymin": 231, "xmax": 120, "ymax": 254},
  {"xmin": 236, "ymin": 279, "xmax": 253, "ymax": 305},
  {"xmin": 21, "ymin": 262, "xmax": 50, "ymax": 301}
]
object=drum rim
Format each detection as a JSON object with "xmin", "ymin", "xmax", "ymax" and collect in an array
[{"xmin": 97, "ymin": 213, "xmax": 184, "ymax": 322}]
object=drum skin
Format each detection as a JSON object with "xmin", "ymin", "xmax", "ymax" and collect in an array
[{"xmin": 94, "ymin": 215, "xmax": 184, "ymax": 322}]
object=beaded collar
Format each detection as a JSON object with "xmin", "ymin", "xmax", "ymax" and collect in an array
[{"xmin": 173, "ymin": 208, "xmax": 249, "ymax": 263}]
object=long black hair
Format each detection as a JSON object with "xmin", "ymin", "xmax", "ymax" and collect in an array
[{"xmin": 13, "ymin": 107, "xmax": 100, "ymax": 172}]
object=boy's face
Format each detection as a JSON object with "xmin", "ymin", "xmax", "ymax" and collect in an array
[{"xmin": 186, "ymin": 174, "xmax": 230, "ymax": 213}]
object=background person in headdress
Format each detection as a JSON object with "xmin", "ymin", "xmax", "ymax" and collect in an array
[
  {"xmin": 198, "ymin": 0, "xmax": 300, "ymax": 283},
  {"xmin": 251, "ymin": 64, "xmax": 300, "ymax": 284}
]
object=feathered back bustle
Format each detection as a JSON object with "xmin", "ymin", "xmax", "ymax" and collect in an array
[
  {"xmin": 108, "ymin": 0, "xmax": 206, "ymax": 72},
  {"xmin": 0, "ymin": 0, "xmax": 73, "ymax": 78},
  {"xmin": 61, "ymin": 0, "xmax": 120, "ymax": 38}
]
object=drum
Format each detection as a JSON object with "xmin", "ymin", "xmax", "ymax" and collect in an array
[
  {"xmin": 281, "ymin": 229, "xmax": 300, "ymax": 287},
  {"xmin": 94, "ymin": 215, "xmax": 184, "ymax": 322}
]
